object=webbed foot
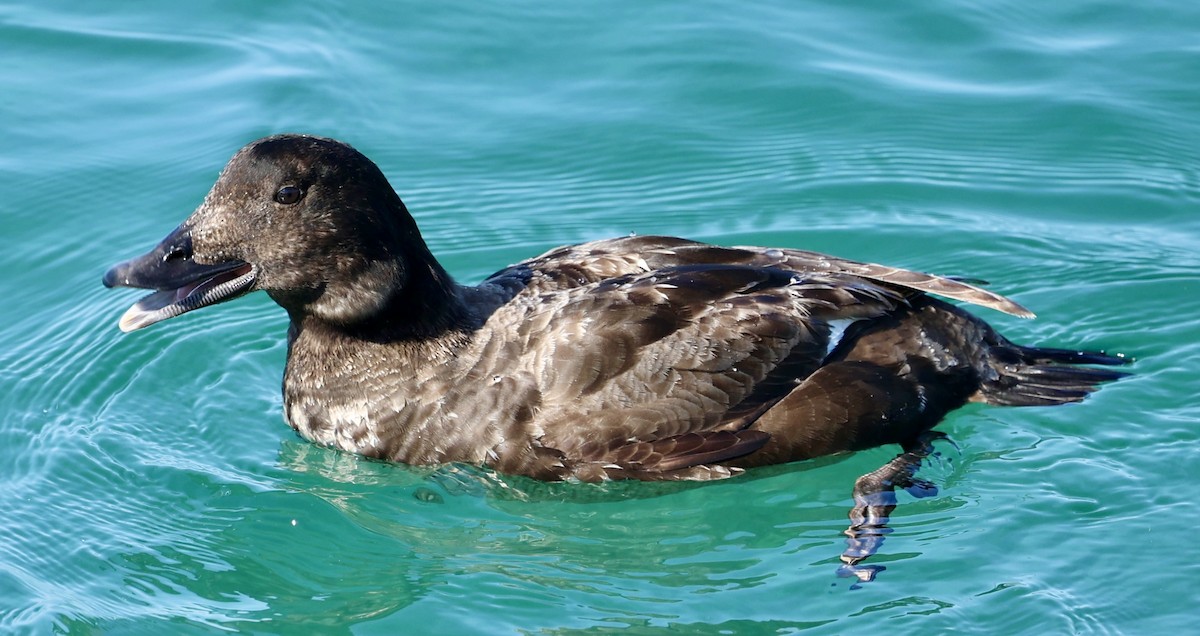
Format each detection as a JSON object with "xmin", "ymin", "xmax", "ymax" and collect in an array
[{"xmin": 838, "ymin": 432, "xmax": 945, "ymax": 580}]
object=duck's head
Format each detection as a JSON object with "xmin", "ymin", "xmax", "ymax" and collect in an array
[{"xmin": 104, "ymin": 134, "xmax": 447, "ymax": 333}]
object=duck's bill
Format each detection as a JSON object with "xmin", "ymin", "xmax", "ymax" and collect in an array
[{"xmin": 103, "ymin": 225, "xmax": 256, "ymax": 332}]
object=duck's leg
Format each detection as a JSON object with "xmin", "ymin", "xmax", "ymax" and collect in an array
[{"xmin": 837, "ymin": 431, "xmax": 944, "ymax": 583}]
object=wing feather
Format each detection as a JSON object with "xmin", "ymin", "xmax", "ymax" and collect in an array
[
  {"xmin": 486, "ymin": 235, "xmax": 1033, "ymax": 318},
  {"xmin": 469, "ymin": 263, "xmax": 906, "ymax": 472}
]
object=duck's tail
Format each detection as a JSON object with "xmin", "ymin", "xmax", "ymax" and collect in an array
[{"xmin": 977, "ymin": 345, "xmax": 1131, "ymax": 407}]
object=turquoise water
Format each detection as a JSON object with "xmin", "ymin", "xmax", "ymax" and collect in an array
[{"xmin": 2, "ymin": 0, "xmax": 1197, "ymax": 633}]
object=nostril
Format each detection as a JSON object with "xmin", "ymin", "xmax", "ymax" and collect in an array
[
  {"xmin": 161, "ymin": 234, "xmax": 194, "ymax": 264},
  {"xmin": 163, "ymin": 244, "xmax": 189, "ymax": 263}
]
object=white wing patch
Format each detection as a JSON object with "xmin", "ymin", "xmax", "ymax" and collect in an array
[{"xmin": 824, "ymin": 318, "xmax": 862, "ymax": 360}]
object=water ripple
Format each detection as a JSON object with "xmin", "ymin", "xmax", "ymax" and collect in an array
[{"xmin": 2, "ymin": 0, "xmax": 1198, "ymax": 633}]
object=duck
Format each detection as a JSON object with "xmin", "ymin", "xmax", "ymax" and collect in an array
[{"xmin": 103, "ymin": 134, "xmax": 1128, "ymax": 482}]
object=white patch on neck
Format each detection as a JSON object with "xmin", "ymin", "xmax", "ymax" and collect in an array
[{"xmin": 310, "ymin": 259, "xmax": 401, "ymax": 324}]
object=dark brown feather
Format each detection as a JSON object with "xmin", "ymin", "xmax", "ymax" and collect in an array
[{"xmin": 505, "ymin": 235, "xmax": 1035, "ymax": 317}]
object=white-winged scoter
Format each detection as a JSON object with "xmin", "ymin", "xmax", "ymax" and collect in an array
[{"xmin": 104, "ymin": 134, "xmax": 1128, "ymax": 482}]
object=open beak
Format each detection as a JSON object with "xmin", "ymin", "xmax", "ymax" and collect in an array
[{"xmin": 103, "ymin": 224, "xmax": 256, "ymax": 332}]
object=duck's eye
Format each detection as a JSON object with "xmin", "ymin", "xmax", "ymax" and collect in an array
[{"xmin": 275, "ymin": 185, "xmax": 304, "ymax": 205}]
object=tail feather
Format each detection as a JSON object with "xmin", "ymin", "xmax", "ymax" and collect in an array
[
  {"xmin": 981, "ymin": 345, "xmax": 1131, "ymax": 407},
  {"xmin": 1017, "ymin": 346, "xmax": 1130, "ymax": 367}
]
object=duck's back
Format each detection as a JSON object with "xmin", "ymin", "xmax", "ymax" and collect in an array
[{"xmin": 494, "ymin": 235, "xmax": 1034, "ymax": 317}]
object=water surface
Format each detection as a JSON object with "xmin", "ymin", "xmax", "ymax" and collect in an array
[{"xmin": 2, "ymin": 1, "xmax": 1197, "ymax": 633}]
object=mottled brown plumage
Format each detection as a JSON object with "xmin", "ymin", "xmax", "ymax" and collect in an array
[{"xmin": 103, "ymin": 134, "xmax": 1127, "ymax": 482}]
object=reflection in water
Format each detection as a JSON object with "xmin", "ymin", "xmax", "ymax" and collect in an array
[{"xmin": 275, "ymin": 433, "xmax": 953, "ymax": 609}]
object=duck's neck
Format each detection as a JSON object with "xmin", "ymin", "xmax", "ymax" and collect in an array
[
  {"xmin": 280, "ymin": 278, "xmax": 477, "ymax": 461},
  {"xmin": 285, "ymin": 297, "xmax": 472, "ymax": 376},
  {"xmin": 279, "ymin": 245, "xmax": 480, "ymax": 343},
  {"xmin": 351, "ymin": 255, "xmax": 477, "ymax": 343}
]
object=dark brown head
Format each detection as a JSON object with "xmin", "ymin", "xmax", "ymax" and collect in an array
[{"xmin": 104, "ymin": 134, "xmax": 451, "ymax": 332}]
